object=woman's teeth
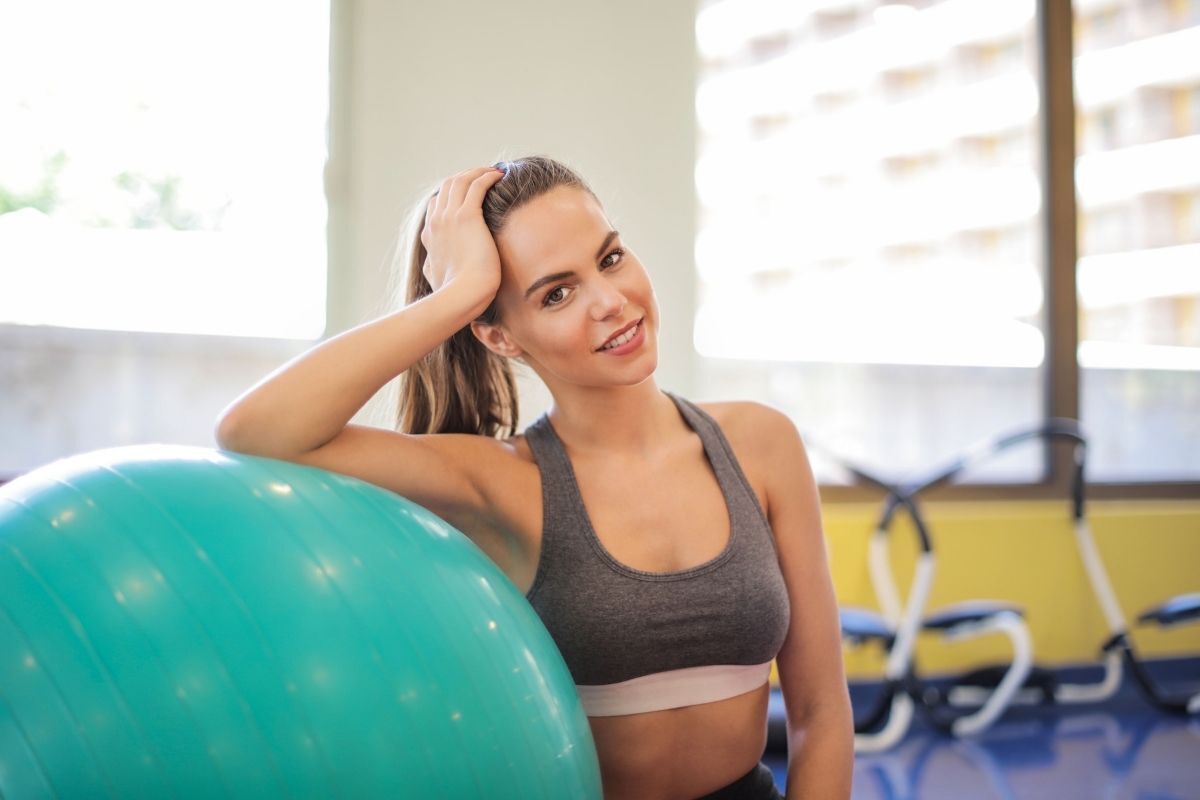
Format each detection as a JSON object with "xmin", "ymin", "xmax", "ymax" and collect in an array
[{"xmin": 600, "ymin": 321, "xmax": 640, "ymax": 351}]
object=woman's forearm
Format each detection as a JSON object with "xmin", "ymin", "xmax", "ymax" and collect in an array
[
  {"xmin": 785, "ymin": 702, "xmax": 855, "ymax": 799},
  {"xmin": 214, "ymin": 278, "xmax": 492, "ymax": 457}
]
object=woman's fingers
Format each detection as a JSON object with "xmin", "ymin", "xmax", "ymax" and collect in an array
[
  {"xmin": 418, "ymin": 165, "xmax": 507, "ymax": 296},
  {"xmin": 429, "ymin": 166, "xmax": 495, "ymax": 217},
  {"xmin": 445, "ymin": 165, "xmax": 502, "ymax": 210},
  {"xmin": 432, "ymin": 176, "xmax": 455, "ymax": 214},
  {"xmin": 463, "ymin": 168, "xmax": 506, "ymax": 209},
  {"xmin": 427, "ymin": 165, "xmax": 502, "ymax": 230}
]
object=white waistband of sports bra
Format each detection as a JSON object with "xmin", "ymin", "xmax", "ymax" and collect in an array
[{"xmin": 576, "ymin": 662, "xmax": 773, "ymax": 717}]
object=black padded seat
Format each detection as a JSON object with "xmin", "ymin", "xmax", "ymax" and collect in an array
[
  {"xmin": 1136, "ymin": 593, "xmax": 1200, "ymax": 627},
  {"xmin": 922, "ymin": 600, "xmax": 1025, "ymax": 632},
  {"xmin": 839, "ymin": 607, "xmax": 892, "ymax": 641},
  {"xmin": 953, "ymin": 664, "xmax": 1059, "ymax": 696}
]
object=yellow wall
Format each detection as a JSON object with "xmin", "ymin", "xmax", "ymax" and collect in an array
[{"xmin": 820, "ymin": 500, "xmax": 1200, "ymax": 680}]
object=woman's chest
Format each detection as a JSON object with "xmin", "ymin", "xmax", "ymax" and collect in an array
[
  {"xmin": 490, "ymin": 408, "xmax": 773, "ymax": 589},
  {"xmin": 572, "ymin": 455, "xmax": 734, "ymax": 573}
]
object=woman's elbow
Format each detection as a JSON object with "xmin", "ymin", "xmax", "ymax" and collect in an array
[
  {"xmin": 788, "ymin": 687, "xmax": 853, "ymax": 739},
  {"xmin": 213, "ymin": 410, "xmax": 267, "ymax": 454}
]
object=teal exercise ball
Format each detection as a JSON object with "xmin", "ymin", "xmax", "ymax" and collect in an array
[{"xmin": 0, "ymin": 445, "xmax": 601, "ymax": 799}]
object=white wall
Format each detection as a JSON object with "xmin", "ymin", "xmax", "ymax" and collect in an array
[{"xmin": 331, "ymin": 0, "xmax": 700, "ymax": 430}]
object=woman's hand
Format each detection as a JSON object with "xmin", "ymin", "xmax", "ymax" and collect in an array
[{"xmin": 420, "ymin": 166, "xmax": 507, "ymax": 303}]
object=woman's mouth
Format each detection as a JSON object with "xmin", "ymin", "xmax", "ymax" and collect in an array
[{"xmin": 596, "ymin": 319, "xmax": 644, "ymax": 354}]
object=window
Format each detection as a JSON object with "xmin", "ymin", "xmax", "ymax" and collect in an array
[
  {"xmin": 1074, "ymin": 0, "xmax": 1200, "ymax": 481},
  {"xmin": 0, "ymin": 1, "xmax": 330, "ymax": 480},
  {"xmin": 0, "ymin": 1, "xmax": 330, "ymax": 339},
  {"xmin": 695, "ymin": 0, "xmax": 1045, "ymax": 484},
  {"xmin": 695, "ymin": 0, "xmax": 1199, "ymax": 489}
]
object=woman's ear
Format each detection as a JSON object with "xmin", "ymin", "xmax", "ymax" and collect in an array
[{"xmin": 470, "ymin": 321, "xmax": 525, "ymax": 359}]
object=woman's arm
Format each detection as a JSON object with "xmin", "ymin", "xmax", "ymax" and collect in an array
[
  {"xmin": 215, "ymin": 277, "xmax": 491, "ymax": 456},
  {"xmin": 747, "ymin": 403, "xmax": 854, "ymax": 798},
  {"xmin": 215, "ymin": 166, "xmax": 504, "ymax": 457}
]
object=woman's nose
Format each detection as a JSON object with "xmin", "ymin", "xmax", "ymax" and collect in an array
[{"xmin": 590, "ymin": 279, "xmax": 627, "ymax": 320}]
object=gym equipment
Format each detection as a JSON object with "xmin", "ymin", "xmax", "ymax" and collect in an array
[
  {"xmin": 818, "ymin": 449, "xmax": 1033, "ymax": 751},
  {"xmin": 900, "ymin": 420, "xmax": 1200, "ymax": 717},
  {"xmin": 0, "ymin": 444, "xmax": 602, "ymax": 799},
  {"xmin": 832, "ymin": 418, "xmax": 1199, "ymax": 754}
]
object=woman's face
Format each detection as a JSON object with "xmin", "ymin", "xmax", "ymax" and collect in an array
[{"xmin": 479, "ymin": 185, "xmax": 659, "ymax": 389}]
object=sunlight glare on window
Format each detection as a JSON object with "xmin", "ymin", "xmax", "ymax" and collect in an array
[
  {"xmin": 694, "ymin": 0, "xmax": 1043, "ymax": 370},
  {"xmin": 1073, "ymin": 0, "xmax": 1200, "ymax": 480},
  {"xmin": 0, "ymin": 0, "xmax": 330, "ymax": 339},
  {"xmin": 693, "ymin": 0, "xmax": 1047, "ymax": 482}
]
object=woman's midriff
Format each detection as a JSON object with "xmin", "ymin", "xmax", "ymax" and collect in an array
[{"xmin": 586, "ymin": 682, "xmax": 771, "ymax": 800}]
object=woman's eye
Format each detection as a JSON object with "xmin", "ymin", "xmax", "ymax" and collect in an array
[
  {"xmin": 601, "ymin": 248, "xmax": 625, "ymax": 269},
  {"xmin": 542, "ymin": 249, "xmax": 624, "ymax": 307}
]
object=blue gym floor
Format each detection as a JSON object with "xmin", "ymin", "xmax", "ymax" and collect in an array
[{"xmin": 761, "ymin": 658, "xmax": 1200, "ymax": 799}]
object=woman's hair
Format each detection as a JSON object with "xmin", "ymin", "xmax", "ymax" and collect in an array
[{"xmin": 394, "ymin": 155, "xmax": 598, "ymax": 438}]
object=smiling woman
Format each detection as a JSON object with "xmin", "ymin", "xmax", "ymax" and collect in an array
[{"xmin": 214, "ymin": 155, "xmax": 854, "ymax": 799}]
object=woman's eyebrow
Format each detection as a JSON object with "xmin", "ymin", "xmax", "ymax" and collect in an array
[
  {"xmin": 524, "ymin": 270, "xmax": 575, "ymax": 300},
  {"xmin": 522, "ymin": 230, "xmax": 621, "ymax": 300},
  {"xmin": 594, "ymin": 230, "xmax": 619, "ymax": 258}
]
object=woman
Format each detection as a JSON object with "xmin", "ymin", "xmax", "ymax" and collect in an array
[{"xmin": 215, "ymin": 156, "xmax": 853, "ymax": 799}]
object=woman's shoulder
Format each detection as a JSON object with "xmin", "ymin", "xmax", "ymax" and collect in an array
[
  {"xmin": 432, "ymin": 430, "xmax": 536, "ymax": 476},
  {"xmin": 688, "ymin": 398, "xmax": 802, "ymax": 515},
  {"xmin": 691, "ymin": 397, "xmax": 798, "ymax": 446},
  {"xmin": 495, "ymin": 431, "xmax": 535, "ymax": 465},
  {"xmin": 410, "ymin": 430, "xmax": 536, "ymax": 505}
]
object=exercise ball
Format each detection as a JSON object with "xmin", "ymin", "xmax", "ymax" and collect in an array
[{"xmin": 0, "ymin": 445, "xmax": 601, "ymax": 799}]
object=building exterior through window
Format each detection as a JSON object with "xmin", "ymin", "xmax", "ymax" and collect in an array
[{"xmin": 694, "ymin": 0, "xmax": 1199, "ymax": 484}]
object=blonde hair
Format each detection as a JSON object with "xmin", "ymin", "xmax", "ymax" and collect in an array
[{"xmin": 394, "ymin": 155, "xmax": 598, "ymax": 437}]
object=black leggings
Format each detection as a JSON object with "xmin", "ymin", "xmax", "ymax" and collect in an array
[{"xmin": 695, "ymin": 761, "xmax": 783, "ymax": 799}]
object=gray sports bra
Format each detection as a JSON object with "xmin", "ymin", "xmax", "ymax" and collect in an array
[{"xmin": 522, "ymin": 392, "xmax": 791, "ymax": 716}]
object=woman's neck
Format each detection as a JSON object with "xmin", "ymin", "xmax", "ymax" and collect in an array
[{"xmin": 545, "ymin": 381, "xmax": 684, "ymax": 459}]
